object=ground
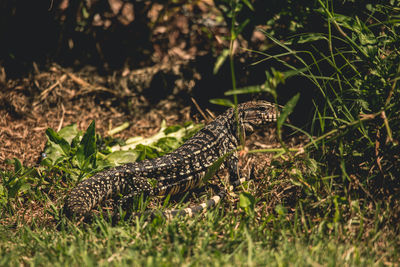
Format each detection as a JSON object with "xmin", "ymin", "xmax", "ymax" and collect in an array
[
  {"xmin": 0, "ymin": 0, "xmax": 271, "ymax": 171},
  {"xmin": 0, "ymin": 64, "xmax": 286, "ymax": 171},
  {"xmin": 0, "ymin": 70, "xmax": 180, "ymax": 170}
]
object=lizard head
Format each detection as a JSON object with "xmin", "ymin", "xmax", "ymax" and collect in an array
[{"xmin": 237, "ymin": 101, "xmax": 279, "ymax": 133}]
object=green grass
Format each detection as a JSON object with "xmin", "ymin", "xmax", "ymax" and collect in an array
[
  {"xmin": 0, "ymin": 192, "xmax": 398, "ymax": 266},
  {"xmin": 1, "ymin": 1, "xmax": 400, "ymax": 266},
  {"xmin": 0, "ymin": 131, "xmax": 398, "ymax": 266},
  {"xmin": 1, "ymin": 190, "xmax": 398, "ymax": 266}
]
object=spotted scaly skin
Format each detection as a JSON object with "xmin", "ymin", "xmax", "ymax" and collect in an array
[{"xmin": 64, "ymin": 101, "xmax": 279, "ymax": 219}]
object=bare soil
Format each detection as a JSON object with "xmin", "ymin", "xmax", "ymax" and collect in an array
[
  {"xmin": 0, "ymin": 0, "xmax": 280, "ymax": 171},
  {"xmin": 0, "ymin": 65, "xmax": 194, "ymax": 170},
  {"xmin": 0, "ymin": 63, "xmax": 289, "ymax": 171}
]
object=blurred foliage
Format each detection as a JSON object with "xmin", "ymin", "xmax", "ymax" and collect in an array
[
  {"xmin": 0, "ymin": 0, "xmax": 394, "ymax": 76},
  {"xmin": 0, "ymin": 0, "xmax": 194, "ymax": 75}
]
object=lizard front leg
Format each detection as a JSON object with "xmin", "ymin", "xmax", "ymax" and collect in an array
[{"xmin": 227, "ymin": 153, "xmax": 241, "ymax": 187}]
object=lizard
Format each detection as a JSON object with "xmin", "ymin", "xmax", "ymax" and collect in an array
[{"xmin": 64, "ymin": 100, "xmax": 279, "ymax": 220}]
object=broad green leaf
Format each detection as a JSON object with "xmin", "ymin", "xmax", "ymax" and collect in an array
[
  {"xmin": 210, "ymin": 98, "xmax": 235, "ymax": 107},
  {"xmin": 135, "ymin": 144, "xmax": 160, "ymax": 161},
  {"xmin": 164, "ymin": 125, "xmax": 182, "ymax": 135},
  {"xmin": 239, "ymin": 192, "xmax": 255, "ymax": 212},
  {"xmin": 224, "ymin": 85, "xmax": 262, "ymax": 95},
  {"xmin": 40, "ymin": 158, "xmax": 53, "ymax": 167},
  {"xmin": 155, "ymin": 137, "xmax": 181, "ymax": 154},
  {"xmin": 105, "ymin": 150, "xmax": 140, "ymax": 166},
  {"xmin": 77, "ymin": 121, "xmax": 97, "ymax": 168},
  {"xmin": 112, "ymin": 121, "xmax": 202, "ymax": 153},
  {"xmin": 45, "ymin": 128, "xmax": 71, "ymax": 156},
  {"xmin": 57, "ymin": 124, "xmax": 79, "ymax": 144},
  {"xmin": 81, "ymin": 121, "xmax": 96, "ymax": 159},
  {"xmin": 43, "ymin": 145, "xmax": 63, "ymax": 164}
]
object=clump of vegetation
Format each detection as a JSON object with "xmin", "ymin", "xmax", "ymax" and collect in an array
[{"xmin": 267, "ymin": 2, "xmax": 400, "ymax": 227}]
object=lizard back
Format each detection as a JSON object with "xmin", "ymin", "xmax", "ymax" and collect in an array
[{"xmin": 64, "ymin": 101, "xmax": 279, "ymax": 219}]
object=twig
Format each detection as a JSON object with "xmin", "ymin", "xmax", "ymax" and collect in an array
[
  {"xmin": 48, "ymin": 0, "xmax": 53, "ymax": 11},
  {"xmin": 191, "ymin": 97, "xmax": 210, "ymax": 122},
  {"xmin": 381, "ymin": 111, "xmax": 393, "ymax": 143},
  {"xmin": 65, "ymin": 71, "xmax": 118, "ymax": 96},
  {"xmin": 0, "ymin": 67, "xmax": 6, "ymax": 84},
  {"xmin": 39, "ymin": 74, "xmax": 67, "ymax": 102},
  {"xmin": 57, "ymin": 103, "xmax": 65, "ymax": 132},
  {"xmin": 205, "ymin": 109, "xmax": 216, "ymax": 120}
]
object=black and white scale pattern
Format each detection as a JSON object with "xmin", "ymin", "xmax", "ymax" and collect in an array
[{"xmin": 64, "ymin": 101, "xmax": 279, "ymax": 219}]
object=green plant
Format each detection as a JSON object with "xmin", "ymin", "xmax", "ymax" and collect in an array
[
  {"xmin": 42, "ymin": 120, "xmax": 203, "ymax": 183},
  {"xmin": 241, "ymin": 1, "xmax": 400, "ymax": 231},
  {"xmin": 0, "ymin": 159, "xmax": 40, "ymax": 214}
]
